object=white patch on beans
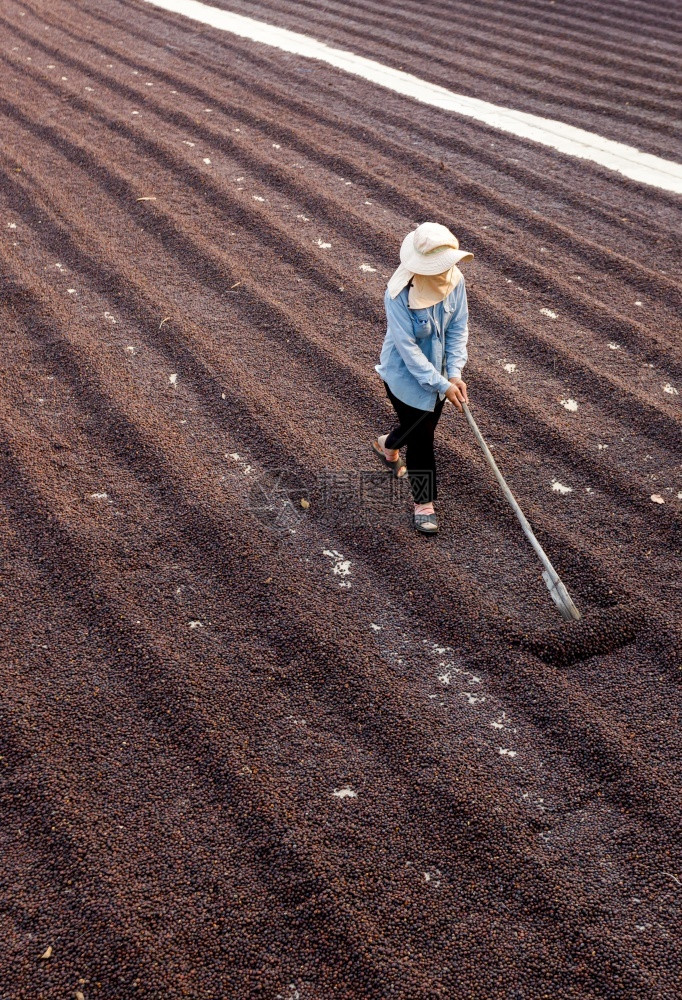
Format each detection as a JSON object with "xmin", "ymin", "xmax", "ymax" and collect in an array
[
  {"xmin": 551, "ymin": 480, "xmax": 573, "ymax": 494},
  {"xmin": 323, "ymin": 549, "xmax": 352, "ymax": 587},
  {"xmin": 462, "ymin": 692, "xmax": 485, "ymax": 705},
  {"xmin": 276, "ymin": 985, "xmax": 301, "ymax": 1000},
  {"xmin": 332, "ymin": 787, "xmax": 357, "ymax": 799}
]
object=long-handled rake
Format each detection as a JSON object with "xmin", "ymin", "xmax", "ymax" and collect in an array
[{"xmin": 458, "ymin": 400, "xmax": 581, "ymax": 621}]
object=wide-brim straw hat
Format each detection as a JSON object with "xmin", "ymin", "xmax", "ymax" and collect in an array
[{"xmin": 387, "ymin": 221, "xmax": 473, "ymax": 298}]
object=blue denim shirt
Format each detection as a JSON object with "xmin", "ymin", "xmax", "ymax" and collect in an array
[{"xmin": 375, "ymin": 278, "xmax": 469, "ymax": 411}]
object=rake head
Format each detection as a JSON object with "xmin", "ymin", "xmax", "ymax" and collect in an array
[{"xmin": 542, "ymin": 570, "xmax": 582, "ymax": 621}]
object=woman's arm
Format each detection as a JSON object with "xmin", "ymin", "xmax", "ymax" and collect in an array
[
  {"xmin": 384, "ymin": 290, "xmax": 451, "ymax": 395},
  {"xmin": 444, "ymin": 279, "xmax": 469, "ymax": 380}
]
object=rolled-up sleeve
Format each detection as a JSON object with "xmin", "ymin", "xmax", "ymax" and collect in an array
[
  {"xmin": 384, "ymin": 290, "xmax": 451, "ymax": 395},
  {"xmin": 445, "ymin": 280, "xmax": 469, "ymax": 380}
]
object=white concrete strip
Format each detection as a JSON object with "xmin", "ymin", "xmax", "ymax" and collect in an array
[{"xmin": 141, "ymin": 0, "xmax": 682, "ymax": 194}]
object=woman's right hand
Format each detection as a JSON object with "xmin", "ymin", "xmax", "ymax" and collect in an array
[{"xmin": 445, "ymin": 378, "xmax": 468, "ymax": 411}]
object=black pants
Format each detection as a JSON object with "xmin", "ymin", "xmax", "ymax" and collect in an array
[{"xmin": 384, "ymin": 382, "xmax": 446, "ymax": 504}]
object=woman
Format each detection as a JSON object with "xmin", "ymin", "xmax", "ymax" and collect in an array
[{"xmin": 373, "ymin": 221, "xmax": 473, "ymax": 534}]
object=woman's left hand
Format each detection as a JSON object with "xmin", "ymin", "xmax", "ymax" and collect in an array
[{"xmin": 447, "ymin": 377, "xmax": 468, "ymax": 406}]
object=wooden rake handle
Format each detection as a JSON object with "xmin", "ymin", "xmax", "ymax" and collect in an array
[{"xmin": 457, "ymin": 400, "xmax": 581, "ymax": 621}]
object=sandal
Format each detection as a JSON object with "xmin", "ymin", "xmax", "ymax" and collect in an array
[
  {"xmin": 413, "ymin": 511, "xmax": 439, "ymax": 534},
  {"xmin": 371, "ymin": 439, "xmax": 407, "ymax": 478}
]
